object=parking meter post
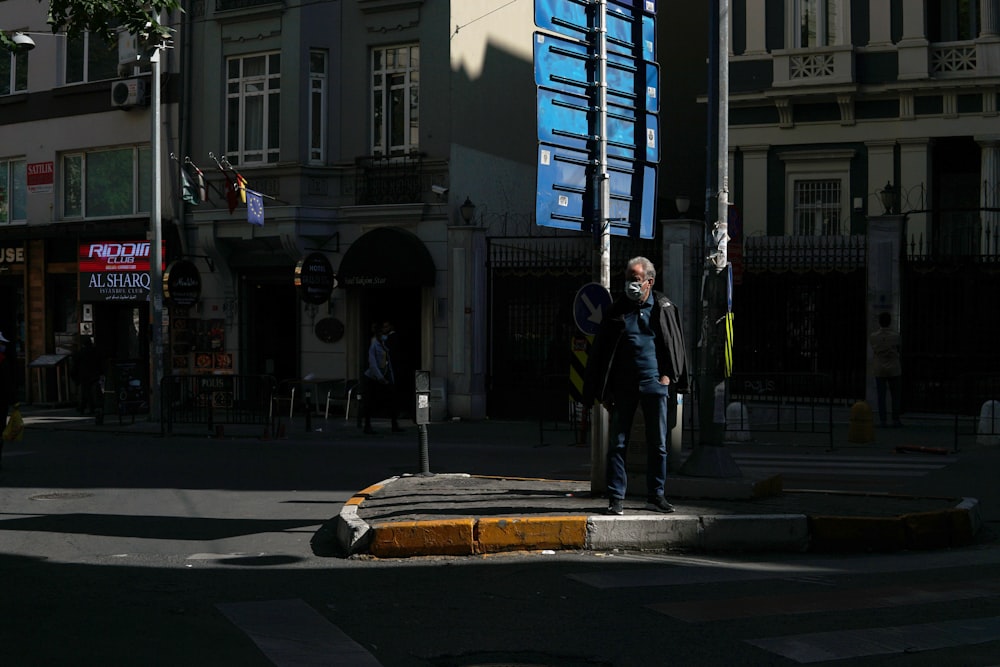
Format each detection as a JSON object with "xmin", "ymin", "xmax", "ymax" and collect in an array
[
  {"xmin": 305, "ymin": 390, "xmax": 312, "ymax": 432},
  {"xmin": 414, "ymin": 370, "xmax": 432, "ymax": 476}
]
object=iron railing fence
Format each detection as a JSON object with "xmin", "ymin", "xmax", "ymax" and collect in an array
[{"xmin": 161, "ymin": 374, "xmax": 276, "ymax": 434}]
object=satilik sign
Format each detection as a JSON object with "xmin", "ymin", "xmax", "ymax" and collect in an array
[{"xmin": 79, "ymin": 241, "xmax": 164, "ymax": 302}]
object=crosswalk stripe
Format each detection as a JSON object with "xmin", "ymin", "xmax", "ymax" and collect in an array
[
  {"xmin": 747, "ymin": 615, "xmax": 1000, "ymax": 663},
  {"xmin": 650, "ymin": 578, "xmax": 1000, "ymax": 622},
  {"xmin": 216, "ymin": 599, "xmax": 382, "ymax": 667}
]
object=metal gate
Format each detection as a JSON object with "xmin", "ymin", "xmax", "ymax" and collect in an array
[
  {"xmin": 733, "ymin": 236, "xmax": 867, "ymax": 401},
  {"xmin": 486, "ymin": 236, "xmax": 660, "ymax": 418},
  {"xmin": 902, "ymin": 255, "xmax": 1000, "ymax": 413}
]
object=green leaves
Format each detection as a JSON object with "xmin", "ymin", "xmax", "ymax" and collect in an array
[{"xmin": 43, "ymin": 0, "xmax": 180, "ymax": 43}]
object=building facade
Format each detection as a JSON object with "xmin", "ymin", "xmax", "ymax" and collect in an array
[
  {"xmin": 2, "ymin": 1, "xmax": 706, "ymax": 420},
  {"xmin": 727, "ymin": 0, "xmax": 1000, "ymax": 407}
]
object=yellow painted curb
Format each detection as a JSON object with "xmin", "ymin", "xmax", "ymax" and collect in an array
[
  {"xmin": 808, "ymin": 515, "xmax": 906, "ymax": 552},
  {"xmin": 476, "ymin": 516, "xmax": 588, "ymax": 554},
  {"xmin": 370, "ymin": 519, "xmax": 476, "ymax": 557},
  {"xmin": 345, "ymin": 483, "xmax": 384, "ymax": 507}
]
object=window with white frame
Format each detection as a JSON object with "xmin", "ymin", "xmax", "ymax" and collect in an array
[
  {"xmin": 930, "ymin": 0, "xmax": 979, "ymax": 42},
  {"xmin": 226, "ymin": 52, "xmax": 281, "ymax": 165},
  {"xmin": 0, "ymin": 50, "xmax": 28, "ymax": 95},
  {"xmin": 781, "ymin": 150, "xmax": 853, "ymax": 236},
  {"xmin": 371, "ymin": 44, "xmax": 419, "ymax": 156},
  {"xmin": 0, "ymin": 158, "xmax": 27, "ymax": 223},
  {"xmin": 793, "ymin": 180, "xmax": 843, "ymax": 235},
  {"xmin": 62, "ymin": 146, "xmax": 151, "ymax": 218},
  {"xmin": 794, "ymin": 0, "xmax": 840, "ymax": 47},
  {"xmin": 65, "ymin": 32, "xmax": 119, "ymax": 83},
  {"xmin": 309, "ymin": 50, "xmax": 327, "ymax": 164}
]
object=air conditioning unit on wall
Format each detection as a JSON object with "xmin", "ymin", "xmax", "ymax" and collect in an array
[{"xmin": 111, "ymin": 79, "xmax": 147, "ymax": 109}]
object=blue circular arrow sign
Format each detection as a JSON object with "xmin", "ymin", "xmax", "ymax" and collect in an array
[{"xmin": 573, "ymin": 282, "xmax": 612, "ymax": 336}]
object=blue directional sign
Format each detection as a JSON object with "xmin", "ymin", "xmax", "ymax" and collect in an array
[
  {"xmin": 533, "ymin": 32, "xmax": 659, "ymax": 116},
  {"xmin": 536, "ymin": 144, "xmax": 656, "ymax": 238},
  {"xmin": 574, "ymin": 282, "xmax": 613, "ymax": 336},
  {"xmin": 534, "ymin": 0, "xmax": 659, "ymax": 239}
]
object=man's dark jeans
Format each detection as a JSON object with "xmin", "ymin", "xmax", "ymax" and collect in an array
[{"xmin": 607, "ymin": 387, "xmax": 670, "ymax": 500}]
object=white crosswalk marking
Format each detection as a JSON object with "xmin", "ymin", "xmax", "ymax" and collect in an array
[
  {"xmin": 570, "ymin": 550, "xmax": 1000, "ymax": 663},
  {"xmin": 217, "ymin": 599, "xmax": 382, "ymax": 667},
  {"xmin": 726, "ymin": 451, "xmax": 955, "ymax": 487},
  {"xmin": 748, "ymin": 616, "xmax": 1000, "ymax": 663}
]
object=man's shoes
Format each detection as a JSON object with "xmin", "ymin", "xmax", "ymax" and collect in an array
[
  {"xmin": 645, "ymin": 496, "xmax": 675, "ymax": 513},
  {"xmin": 605, "ymin": 498, "xmax": 624, "ymax": 516}
]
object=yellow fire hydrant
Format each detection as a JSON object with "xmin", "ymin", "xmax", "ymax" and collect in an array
[{"xmin": 848, "ymin": 400, "xmax": 874, "ymax": 443}]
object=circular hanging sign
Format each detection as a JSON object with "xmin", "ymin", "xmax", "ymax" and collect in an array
[
  {"xmin": 295, "ymin": 252, "xmax": 336, "ymax": 304},
  {"xmin": 163, "ymin": 259, "xmax": 202, "ymax": 307},
  {"xmin": 315, "ymin": 317, "xmax": 345, "ymax": 343}
]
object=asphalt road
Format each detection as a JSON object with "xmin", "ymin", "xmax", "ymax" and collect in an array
[{"xmin": 1, "ymin": 413, "xmax": 999, "ymax": 665}]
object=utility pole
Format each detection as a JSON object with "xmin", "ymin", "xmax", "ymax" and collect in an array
[
  {"xmin": 149, "ymin": 26, "xmax": 165, "ymax": 422},
  {"xmin": 679, "ymin": 0, "xmax": 741, "ymax": 477},
  {"xmin": 591, "ymin": 0, "xmax": 611, "ymax": 495}
]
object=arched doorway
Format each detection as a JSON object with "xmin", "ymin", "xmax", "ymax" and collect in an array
[{"xmin": 337, "ymin": 227, "xmax": 435, "ymax": 416}]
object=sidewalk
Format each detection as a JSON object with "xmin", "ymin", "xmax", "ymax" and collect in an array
[{"xmin": 16, "ymin": 404, "xmax": 992, "ymax": 559}]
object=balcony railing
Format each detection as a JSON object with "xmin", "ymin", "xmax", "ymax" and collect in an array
[
  {"xmin": 931, "ymin": 42, "xmax": 977, "ymax": 76},
  {"xmin": 354, "ymin": 153, "xmax": 424, "ymax": 205}
]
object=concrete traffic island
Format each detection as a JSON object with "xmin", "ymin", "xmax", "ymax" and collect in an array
[{"xmin": 317, "ymin": 474, "xmax": 981, "ymax": 558}]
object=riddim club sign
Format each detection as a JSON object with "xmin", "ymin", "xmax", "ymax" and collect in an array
[{"xmin": 78, "ymin": 241, "xmax": 164, "ymax": 302}]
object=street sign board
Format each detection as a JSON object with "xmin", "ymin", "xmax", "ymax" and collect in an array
[
  {"xmin": 534, "ymin": 32, "xmax": 658, "ymax": 113},
  {"xmin": 536, "ymin": 144, "xmax": 656, "ymax": 238},
  {"xmin": 534, "ymin": 0, "xmax": 659, "ymax": 239},
  {"xmin": 574, "ymin": 282, "xmax": 612, "ymax": 335},
  {"xmin": 537, "ymin": 87, "xmax": 659, "ymax": 163}
]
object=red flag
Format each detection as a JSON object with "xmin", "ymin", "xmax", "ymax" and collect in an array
[{"xmin": 224, "ymin": 173, "xmax": 238, "ymax": 214}]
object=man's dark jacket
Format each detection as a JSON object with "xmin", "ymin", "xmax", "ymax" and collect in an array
[{"xmin": 582, "ymin": 290, "xmax": 689, "ymax": 406}]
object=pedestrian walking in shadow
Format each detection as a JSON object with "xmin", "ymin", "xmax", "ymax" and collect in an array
[
  {"xmin": 870, "ymin": 311, "xmax": 903, "ymax": 427},
  {"xmin": 363, "ymin": 321, "xmax": 401, "ymax": 434},
  {"xmin": 72, "ymin": 336, "xmax": 102, "ymax": 415}
]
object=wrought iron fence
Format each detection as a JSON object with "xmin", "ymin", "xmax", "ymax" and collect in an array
[
  {"xmin": 735, "ymin": 235, "xmax": 867, "ymax": 401},
  {"xmin": 486, "ymin": 235, "xmax": 660, "ymax": 418},
  {"xmin": 161, "ymin": 374, "xmax": 276, "ymax": 434}
]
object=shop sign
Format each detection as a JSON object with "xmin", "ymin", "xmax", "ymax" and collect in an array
[
  {"xmin": 163, "ymin": 259, "xmax": 201, "ymax": 307},
  {"xmin": 0, "ymin": 245, "xmax": 25, "ymax": 265},
  {"xmin": 26, "ymin": 161, "xmax": 54, "ymax": 194},
  {"xmin": 294, "ymin": 252, "xmax": 335, "ymax": 304},
  {"xmin": 78, "ymin": 240, "xmax": 162, "ymax": 302}
]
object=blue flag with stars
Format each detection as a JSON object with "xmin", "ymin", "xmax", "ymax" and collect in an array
[{"xmin": 247, "ymin": 189, "xmax": 264, "ymax": 226}]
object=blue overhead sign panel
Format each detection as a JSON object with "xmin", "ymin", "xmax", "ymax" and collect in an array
[
  {"xmin": 534, "ymin": 0, "xmax": 659, "ymax": 239},
  {"xmin": 535, "ymin": 145, "xmax": 656, "ymax": 238}
]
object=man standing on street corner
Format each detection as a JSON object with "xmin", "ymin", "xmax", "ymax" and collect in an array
[{"xmin": 583, "ymin": 256, "xmax": 689, "ymax": 515}]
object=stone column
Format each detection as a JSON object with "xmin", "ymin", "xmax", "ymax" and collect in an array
[
  {"xmin": 446, "ymin": 223, "xmax": 487, "ymax": 419},
  {"xmin": 977, "ymin": 136, "xmax": 1000, "ymax": 255},
  {"xmin": 744, "ymin": 0, "xmax": 767, "ymax": 55},
  {"xmin": 660, "ymin": 217, "xmax": 703, "ymax": 474},
  {"xmin": 982, "ymin": 0, "xmax": 1000, "ymax": 37},
  {"xmin": 898, "ymin": 1, "xmax": 929, "ymax": 79},
  {"xmin": 866, "ymin": 215, "xmax": 906, "ymax": 406},
  {"xmin": 868, "ymin": 0, "xmax": 893, "ymax": 46}
]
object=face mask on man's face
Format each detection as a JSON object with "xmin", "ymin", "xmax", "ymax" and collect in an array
[{"xmin": 625, "ymin": 281, "xmax": 645, "ymax": 302}]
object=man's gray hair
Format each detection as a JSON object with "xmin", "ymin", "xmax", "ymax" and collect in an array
[{"xmin": 627, "ymin": 256, "xmax": 656, "ymax": 282}]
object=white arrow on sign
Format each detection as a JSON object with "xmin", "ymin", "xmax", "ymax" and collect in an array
[{"xmin": 580, "ymin": 292, "xmax": 604, "ymax": 325}]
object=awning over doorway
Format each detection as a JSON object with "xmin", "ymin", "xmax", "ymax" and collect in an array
[{"xmin": 337, "ymin": 226, "xmax": 435, "ymax": 288}]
